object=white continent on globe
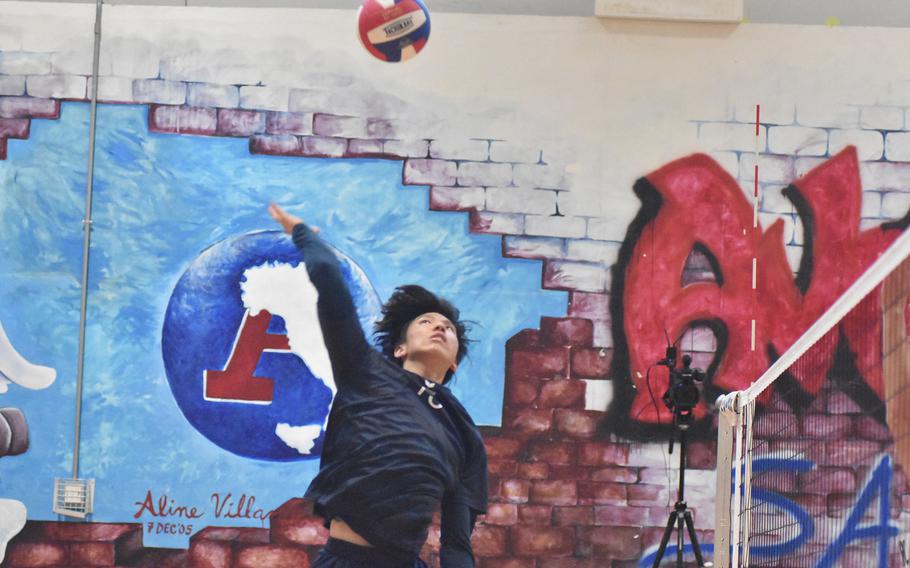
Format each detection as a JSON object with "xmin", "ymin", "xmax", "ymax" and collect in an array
[
  {"xmin": 274, "ymin": 423, "xmax": 323, "ymax": 455},
  {"xmin": 240, "ymin": 261, "xmax": 336, "ymax": 455}
]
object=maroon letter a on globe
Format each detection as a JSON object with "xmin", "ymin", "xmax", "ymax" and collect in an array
[{"xmin": 204, "ymin": 310, "xmax": 290, "ymax": 403}]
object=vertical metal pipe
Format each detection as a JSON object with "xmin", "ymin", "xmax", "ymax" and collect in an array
[{"xmin": 73, "ymin": 0, "xmax": 103, "ymax": 481}]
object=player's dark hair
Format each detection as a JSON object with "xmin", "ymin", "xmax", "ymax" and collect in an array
[{"xmin": 374, "ymin": 285, "xmax": 470, "ymax": 384}]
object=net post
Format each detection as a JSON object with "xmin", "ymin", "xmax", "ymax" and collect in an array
[{"xmin": 714, "ymin": 391, "xmax": 742, "ymax": 568}]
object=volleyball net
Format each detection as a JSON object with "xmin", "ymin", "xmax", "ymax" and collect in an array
[{"xmin": 713, "ymin": 226, "xmax": 910, "ymax": 567}]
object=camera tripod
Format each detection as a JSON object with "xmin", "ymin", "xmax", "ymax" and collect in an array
[
  {"xmin": 651, "ymin": 349, "xmax": 707, "ymax": 568},
  {"xmin": 650, "ymin": 424, "xmax": 706, "ymax": 567}
]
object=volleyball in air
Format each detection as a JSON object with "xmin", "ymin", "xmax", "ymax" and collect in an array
[{"xmin": 357, "ymin": 0, "xmax": 431, "ymax": 62}]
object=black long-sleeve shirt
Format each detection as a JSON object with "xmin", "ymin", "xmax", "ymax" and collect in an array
[{"xmin": 292, "ymin": 224, "xmax": 488, "ymax": 567}]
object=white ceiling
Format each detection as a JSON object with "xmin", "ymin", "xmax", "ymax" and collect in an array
[
  {"xmin": 7, "ymin": 0, "xmax": 593, "ymax": 13},
  {"xmin": 5, "ymin": 0, "xmax": 910, "ymax": 27}
]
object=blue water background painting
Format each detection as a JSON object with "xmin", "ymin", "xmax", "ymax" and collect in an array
[{"xmin": 0, "ymin": 103, "xmax": 566, "ymax": 546}]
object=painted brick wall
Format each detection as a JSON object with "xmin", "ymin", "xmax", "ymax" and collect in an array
[
  {"xmin": 695, "ymin": 102, "xmax": 910, "ymax": 271},
  {"xmin": 2, "ymin": 42, "xmax": 910, "ymax": 567},
  {"xmin": 689, "ymin": 102, "xmax": 910, "ymax": 565}
]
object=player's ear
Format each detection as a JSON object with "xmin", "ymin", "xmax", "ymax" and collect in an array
[{"xmin": 394, "ymin": 343, "xmax": 407, "ymax": 360}]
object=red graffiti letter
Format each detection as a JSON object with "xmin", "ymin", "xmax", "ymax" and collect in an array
[{"xmin": 619, "ymin": 147, "xmax": 901, "ymax": 425}]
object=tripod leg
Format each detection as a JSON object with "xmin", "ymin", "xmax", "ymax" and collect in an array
[
  {"xmin": 684, "ymin": 510, "xmax": 705, "ymax": 567},
  {"xmin": 651, "ymin": 511, "xmax": 678, "ymax": 568},
  {"xmin": 677, "ymin": 514, "xmax": 684, "ymax": 567}
]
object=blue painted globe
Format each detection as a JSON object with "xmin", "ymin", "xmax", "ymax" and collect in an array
[{"xmin": 162, "ymin": 230, "xmax": 381, "ymax": 461}]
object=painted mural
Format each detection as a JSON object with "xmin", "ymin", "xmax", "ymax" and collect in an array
[
  {"xmin": 0, "ymin": 321, "xmax": 56, "ymax": 563},
  {"xmin": 2, "ymin": 2, "xmax": 910, "ymax": 567},
  {"xmin": 609, "ymin": 147, "xmax": 908, "ymax": 434},
  {"xmin": 0, "ymin": 101, "xmax": 564, "ymax": 548}
]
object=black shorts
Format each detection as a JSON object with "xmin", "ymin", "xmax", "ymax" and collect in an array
[{"xmin": 312, "ymin": 538, "xmax": 429, "ymax": 568}]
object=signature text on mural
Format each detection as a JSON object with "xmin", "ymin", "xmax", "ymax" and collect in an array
[{"xmin": 133, "ymin": 489, "xmax": 276, "ymax": 534}]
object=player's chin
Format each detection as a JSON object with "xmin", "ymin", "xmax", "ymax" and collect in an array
[{"xmin": 422, "ymin": 343, "xmax": 456, "ymax": 362}]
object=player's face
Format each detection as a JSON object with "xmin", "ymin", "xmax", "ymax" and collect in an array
[{"xmin": 398, "ymin": 312, "xmax": 459, "ymax": 370}]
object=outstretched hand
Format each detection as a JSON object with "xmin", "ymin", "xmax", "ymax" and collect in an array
[{"xmin": 268, "ymin": 203, "xmax": 319, "ymax": 235}]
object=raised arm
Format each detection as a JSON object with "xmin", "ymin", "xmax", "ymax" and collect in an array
[{"xmin": 268, "ymin": 203, "xmax": 370, "ymax": 379}]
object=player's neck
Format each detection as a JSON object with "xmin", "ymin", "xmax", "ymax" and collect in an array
[{"xmin": 402, "ymin": 359, "xmax": 447, "ymax": 385}]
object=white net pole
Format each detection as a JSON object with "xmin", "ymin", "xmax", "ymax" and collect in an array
[
  {"xmin": 714, "ymin": 404, "xmax": 737, "ymax": 568},
  {"xmin": 731, "ymin": 397, "xmax": 745, "ymax": 568}
]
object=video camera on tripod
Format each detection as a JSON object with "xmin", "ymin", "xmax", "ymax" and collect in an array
[
  {"xmin": 658, "ymin": 345, "xmax": 704, "ymax": 427},
  {"xmin": 650, "ymin": 343, "xmax": 710, "ymax": 567}
]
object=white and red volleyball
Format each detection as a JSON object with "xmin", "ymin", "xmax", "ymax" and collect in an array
[{"xmin": 357, "ymin": 0, "xmax": 431, "ymax": 63}]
